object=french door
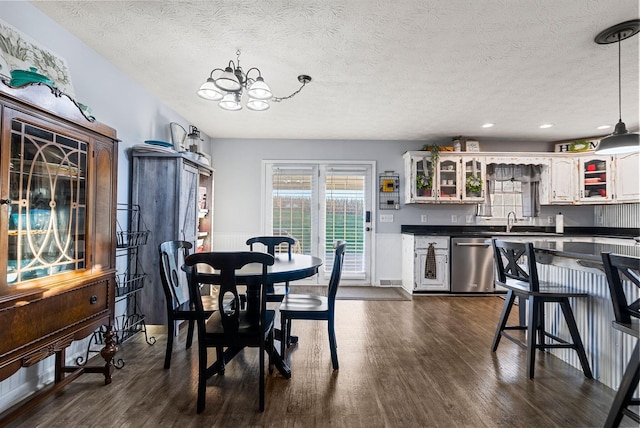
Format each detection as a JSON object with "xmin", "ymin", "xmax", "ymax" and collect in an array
[{"xmin": 262, "ymin": 161, "xmax": 374, "ymax": 284}]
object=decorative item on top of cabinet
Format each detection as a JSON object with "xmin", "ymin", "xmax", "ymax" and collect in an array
[
  {"xmin": 379, "ymin": 172, "xmax": 400, "ymax": 210},
  {"xmin": 465, "ymin": 140, "xmax": 480, "ymax": 152},
  {"xmin": 130, "ymin": 151, "xmax": 214, "ymax": 325},
  {"xmin": 0, "ymin": 80, "xmax": 118, "ymax": 424}
]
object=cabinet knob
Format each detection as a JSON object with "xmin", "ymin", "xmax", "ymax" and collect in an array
[
  {"xmin": 0, "ymin": 199, "xmax": 10, "ymax": 205},
  {"xmin": 89, "ymin": 295, "xmax": 98, "ymax": 304}
]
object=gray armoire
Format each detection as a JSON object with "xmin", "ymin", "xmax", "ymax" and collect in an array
[{"xmin": 130, "ymin": 150, "xmax": 213, "ymax": 325}]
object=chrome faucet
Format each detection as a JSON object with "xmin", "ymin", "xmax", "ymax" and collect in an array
[{"xmin": 506, "ymin": 211, "xmax": 517, "ymax": 233}]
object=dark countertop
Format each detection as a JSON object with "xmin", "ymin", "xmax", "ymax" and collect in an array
[
  {"xmin": 527, "ymin": 239, "xmax": 640, "ymax": 262},
  {"xmin": 401, "ymin": 225, "xmax": 639, "ymax": 238}
]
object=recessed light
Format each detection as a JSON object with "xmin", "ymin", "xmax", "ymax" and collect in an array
[
  {"xmin": 481, "ymin": 123, "xmax": 495, "ymax": 128},
  {"xmin": 596, "ymin": 125, "xmax": 611, "ymax": 130},
  {"xmin": 539, "ymin": 123, "xmax": 554, "ymax": 129}
]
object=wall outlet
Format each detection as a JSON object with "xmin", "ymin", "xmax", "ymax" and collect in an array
[
  {"xmin": 451, "ymin": 215, "xmax": 458, "ymax": 223},
  {"xmin": 547, "ymin": 216, "xmax": 554, "ymax": 224},
  {"xmin": 380, "ymin": 214, "xmax": 394, "ymax": 223},
  {"xmin": 421, "ymin": 214, "xmax": 428, "ymax": 223}
]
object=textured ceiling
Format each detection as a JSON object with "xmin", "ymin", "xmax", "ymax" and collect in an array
[{"xmin": 32, "ymin": 0, "xmax": 639, "ymax": 144}]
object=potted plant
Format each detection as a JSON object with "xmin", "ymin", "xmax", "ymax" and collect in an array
[
  {"xmin": 416, "ymin": 173, "xmax": 432, "ymax": 197},
  {"xmin": 421, "ymin": 143, "xmax": 440, "ymax": 165},
  {"xmin": 466, "ymin": 174, "xmax": 482, "ymax": 195}
]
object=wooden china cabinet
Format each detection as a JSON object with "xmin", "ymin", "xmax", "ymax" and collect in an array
[{"xmin": 0, "ymin": 81, "xmax": 118, "ymax": 423}]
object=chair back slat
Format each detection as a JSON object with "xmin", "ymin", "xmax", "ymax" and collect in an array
[
  {"xmin": 247, "ymin": 236, "xmax": 296, "ymax": 259},
  {"xmin": 492, "ymin": 239, "xmax": 539, "ymax": 292},
  {"xmin": 185, "ymin": 251, "xmax": 275, "ymax": 331},
  {"xmin": 602, "ymin": 252, "xmax": 640, "ymax": 325},
  {"xmin": 159, "ymin": 240, "xmax": 192, "ymax": 309},
  {"xmin": 327, "ymin": 241, "xmax": 347, "ymax": 304}
]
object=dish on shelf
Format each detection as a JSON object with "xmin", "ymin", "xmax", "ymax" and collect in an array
[
  {"xmin": 584, "ymin": 178, "xmax": 600, "ymax": 184},
  {"xmin": 9, "ymin": 67, "xmax": 55, "ymax": 87},
  {"xmin": 144, "ymin": 140, "xmax": 173, "ymax": 148}
]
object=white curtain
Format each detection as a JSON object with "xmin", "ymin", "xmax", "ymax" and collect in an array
[{"xmin": 481, "ymin": 164, "xmax": 542, "ymax": 217}]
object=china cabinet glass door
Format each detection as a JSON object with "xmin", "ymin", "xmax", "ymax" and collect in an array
[{"xmin": 7, "ymin": 118, "xmax": 87, "ymax": 284}]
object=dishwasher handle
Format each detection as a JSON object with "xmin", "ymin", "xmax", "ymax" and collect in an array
[{"xmin": 454, "ymin": 242, "xmax": 491, "ymax": 247}]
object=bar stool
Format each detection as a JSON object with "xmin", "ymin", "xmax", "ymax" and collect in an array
[
  {"xmin": 601, "ymin": 252, "xmax": 640, "ymax": 428},
  {"xmin": 490, "ymin": 239, "xmax": 592, "ymax": 379}
]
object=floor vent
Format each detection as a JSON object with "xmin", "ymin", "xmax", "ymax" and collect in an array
[{"xmin": 379, "ymin": 279, "xmax": 403, "ymax": 286}]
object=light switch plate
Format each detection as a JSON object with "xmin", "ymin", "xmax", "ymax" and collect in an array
[
  {"xmin": 451, "ymin": 215, "xmax": 458, "ymax": 223},
  {"xmin": 421, "ymin": 214, "xmax": 428, "ymax": 223}
]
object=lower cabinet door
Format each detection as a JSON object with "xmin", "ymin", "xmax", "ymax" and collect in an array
[{"xmin": 414, "ymin": 250, "xmax": 449, "ymax": 291}]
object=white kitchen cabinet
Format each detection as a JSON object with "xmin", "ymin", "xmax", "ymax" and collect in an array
[
  {"xmin": 402, "ymin": 235, "xmax": 449, "ymax": 292},
  {"xmin": 436, "ymin": 157, "xmax": 460, "ymax": 202},
  {"xmin": 548, "ymin": 157, "xmax": 576, "ymax": 204},
  {"xmin": 614, "ymin": 151, "xmax": 640, "ymax": 202},
  {"xmin": 403, "ymin": 151, "xmax": 484, "ymax": 204},
  {"xmin": 577, "ymin": 156, "xmax": 613, "ymax": 203},
  {"xmin": 404, "ymin": 151, "xmax": 437, "ymax": 202}
]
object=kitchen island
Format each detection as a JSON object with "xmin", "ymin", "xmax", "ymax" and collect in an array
[{"xmin": 489, "ymin": 235, "xmax": 639, "ymax": 390}]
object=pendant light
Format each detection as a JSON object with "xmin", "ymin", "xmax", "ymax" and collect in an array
[{"xmin": 594, "ymin": 19, "xmax": 640, "ymax": 154}]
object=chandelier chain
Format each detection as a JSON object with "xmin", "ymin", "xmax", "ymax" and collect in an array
[{"xmin": 272, "ymin": 80, "xmax": 308, "ymax": 103}]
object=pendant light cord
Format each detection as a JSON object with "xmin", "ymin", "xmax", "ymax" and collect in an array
[{"xmin": 617, "ymin": 32, "xmax": 622, "ymax": 121}]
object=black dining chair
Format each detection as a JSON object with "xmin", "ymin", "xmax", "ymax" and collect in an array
[
  {"xmin": 601, "ymin": 252, "xmax": 640, "ymax": 428},
  {"xmin": 279, "ymin": 241, "xmax": 346, "ymax": 370},
  {"xmin": 184, "ymin": 251, "xmax": 276, "ymax": 413},
  {"xmin": 158, "ymin": 240, "xmax": 217, "ymax": 369},
  {"xmin": 490, "ymin": 239, "xmax": 592, "ymax": 379},
  {"xmin": 246, "ymin": 236, "xmax": 296, "ymax": 299}
]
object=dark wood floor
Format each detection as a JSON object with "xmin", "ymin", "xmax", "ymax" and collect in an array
[{"xmin": 7, "ymin": 291, "xmax": 632, "ymax": 427}]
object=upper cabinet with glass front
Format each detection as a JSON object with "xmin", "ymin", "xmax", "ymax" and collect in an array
[
  {"xmin": 461, "ymin": 156, "xmax": 486, "ymax": 202},
  {"xmin": 577, "ymin": 155, "xmax": 613, "ymax": 203},
  {"xmin": 403, "ymin": 151, "xmax": 485, "ymax": 204}
]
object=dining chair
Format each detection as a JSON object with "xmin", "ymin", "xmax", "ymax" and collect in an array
[
  {"xmin": 184, "ymin": 251, "xmax": 276, "ymax": 413},
  {"xmin": 490, "ymin": 239, "xmax": 592, "ymax": 379},
  {"xmin": 246, "ymin": 236, "xmax": 296, "ymax": 298},
  {"xmin": 601, "ymin": 252, "xmax": 640, "ymax": 428},
  {"xmin": 279, "ymin": 241, "xmax": 346, "ymax": 370},
  {"xmin": 158, "ymin": 240, "xmax": 216, "ymax": 369}
]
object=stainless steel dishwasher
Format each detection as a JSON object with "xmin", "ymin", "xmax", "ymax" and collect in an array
[{"xmin": 450, "ymin": 237, "xmax": 495, "ymax": 293}]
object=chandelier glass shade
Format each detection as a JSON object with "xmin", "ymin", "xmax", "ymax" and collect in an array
[
  {"xmin": 197, "ymin": 50, "xmax": 311, "ymax": 111},
  {"xmin": 594, "ymin": 19, "xmax": 640, "ymax": 154}
]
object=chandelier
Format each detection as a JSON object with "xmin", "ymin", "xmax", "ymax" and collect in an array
[{"xmin": 196, "ymin": 50, "xmax": 311, "ymax": 111}]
